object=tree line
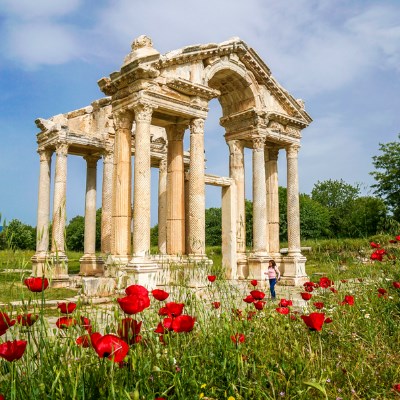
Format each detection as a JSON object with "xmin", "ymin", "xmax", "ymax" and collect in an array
[{"xmin": 1, "ymin": 134, "xmax": 399, "ymax": 250}]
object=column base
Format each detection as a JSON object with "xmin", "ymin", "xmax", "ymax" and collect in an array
[
  {"xmin": 47, "ymin": 253, "xmax": 70, "ymax": 287},
  {"xmin": 79, "ymin": 255, "xmax": 105, "ymax": 277},
  {"xmin": 280, "ymin": 255, "xmax": 308, "ymax": 286},
  {"xmin": 247, "ymin": 254, "xmax": 270, "ymax": 280},
  {"xmin": 122, "ymin": 256, "xmax": 161, "ymax": 289},
  {"xmin": 31, "ymin": 252, "xmax": 51, "ymax": 277}
]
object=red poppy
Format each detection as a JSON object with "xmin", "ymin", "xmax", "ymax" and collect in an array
[
  {"xmin": 154, "ymin": 322, "xmax": 167, "ymax": 334},
  {"xmin": 393, "ymin": 383, "xmax": 400, "ymax": 392},
  {"xmin": 80, "ymin": 316, "xmax": 92, "ymax": 331},
  {"xmin": 340, "ymin": 295, "xmax": 354, "ymax": 306},
  {"xmin": 231, "ymin": 309, "xmax": 243, "ymax": 319},
  {"xmin": 393, "ymin": 281, "xmax": 400, "ymax": 289},
  {"xmin": 207, "ymin": 275, "xmax": 216, "ymax": 282},
  {"xmin": 117, "ymin": 294, "xmax": 150, "ymax": 315},
  {"xmin": 378, "ymin": 288, "xmax": 387, "ymax": 295},
  {"xmin": 301, "ymin": 313, "xmax": 325, "ymax": 331},
  {"xmin": 370, "ymin": 242, "xmax": 380, "ymax": 248},
  {"xmin": 340, "ymin": 279, "xmax": 348, "ymax": 283},
  {"xmin": 396, "ymin": 235, "xmax": 400, "ymax": 241},
  {"xmin": 304, "ymin": 285, "xmax": 314, "ymax": 293},
  {"xmin": 91, "ymin": 334, "xmax": 129, "ymax": 363},
  {"xmin": 171, "ymin": 315, "xmax": 196, "ymax": 333},
  {"xmin": 118, "ymin": 318, "xmax": 142, "ymax": 345},
  {"xmin": 243, "ymin": 295, "xmax": 255, "ymax": 304},
  {"xmin": 155, "ymin": 398, "xmax": 167, "ymax": 400},
  {"xmin": 24, "ymin": 277, "xmax": 49, "ymax": 292},
  {"xmin": 56, "ymin": 317, "xmax": 77, "ymax": 329},
  {"xmin": 254, "ymin": 301, "xmax": 265, "ymax": 310},
  {"xmin": 371, "ymin": 248, "xmax": 386, "ymax": 261},
  {"xmin": 279, "ymin": 299, "xmax": 293, "ymax": 307},
  {"xmin": 152, "ymin": 289, "xmax": 169, "ymax": 301},
  {"xmin": 300, "ymin": 292, "xmax": 312, "ymax": 301},
  {"xmin": 276, "ymin": 307, "xmax": 290, "ymax": 315},
  {"xmin": 0, "ymin": 312, "xmax": 15, "ymax": 335},
  {"xmin": 162, "ymin": 317, "xmax": 173, "ymax": 331},
  {"xmin": 250, "ymin": 279, "xmax": 258, "ymax": 287},
  {"xmin": 0, "ymin": 340, "xmax": 27, "ymax": 362},
  {"xmin": 329, "ymin": 287, "xmax": 338, "ymax": 293},
  {"xmin": 0, "ymin": 394, "xmax": 4, "ymax": 400},
  {"xmin": 76, "ymin": 335, "xmax": 91, "ymax": 348},
  {"xmin": 212, "ymin": 302, "xmax": 221, "ymax": 309},
  {"xmin": 250, "ymin": 290, "xmax": 265, "ymax": 300},
  {"xmin": 230, "ymin": 333, "xmax": 245, "ymax": 344},
  {"xmin": 319, "ymin": 277, "xmax": 333, "ymax": 288},
  {"xmin": 125, "ymin": 284, "xmax": 149, "ymax": 297},
  {"xmin": 324, "ymin": 317, "xmax": 333, "ymax": 324},
  {"xmin": 247, "ymin": 311, "xmax": 256, "ymax": 320},
  {"xmin": 159, "ymin": 302, "xmax": 184, "ymax": 317},
  {"xmin": 389, "ymin": 239, "xmax": 397, "ymax": 243},
  {"xmin": 313, "ymin": 302, "xmax": 324, "ymax": 309},
  {"xmin": 57, "ymin": 302, "xmax": 77, "ymax": 314},
  {"xmin": 16, "ymin": 313, "xmax": 38, "ymax": 327}
]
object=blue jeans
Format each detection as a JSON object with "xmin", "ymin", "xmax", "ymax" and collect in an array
[{"xmin": 269, "ymin": 278, "xmax": 277, "ymax": 299}]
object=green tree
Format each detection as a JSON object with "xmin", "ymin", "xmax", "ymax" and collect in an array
[
  {"xmin": 150, "ymin": 224, "xmax": 159, "ymax": 247},
  {"xmin": 205, "ymin": 207, "xmax": 222, "ymax": 246},
  {"xmin": 66, "ymin": 215, "xmax": 85, "ymax": 252},
  {"xmin": 370, "ymin": 134, "xmax": 400, "ymax": 221},
  {"xmin": 4, "ymin": 219, "xmax": 36, "ymax": 250},
  {"xmin": 96, "ymin": 208, "xmax": 102, "ymax": 251}
]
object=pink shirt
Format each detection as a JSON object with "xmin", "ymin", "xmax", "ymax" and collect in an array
[{"xmin": 267, "ymin": 266, "xmax": 280, "ymax": 279}]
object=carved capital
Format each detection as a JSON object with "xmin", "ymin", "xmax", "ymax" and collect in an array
[
  {"xmin": 84, "ymin": 155, "xmax": 101, "ymax": 168},
  {"xmin": 102, "ymin": 146, "xmax": 114, "ymax": 163},
  {"xmin": 190, "ymin": 118, "xmax": 204, "ymax": 135},
  {"xmin": 227, "ymin": 139, "xmax": 243, "ymax": 156},
  {"xmin": 252, "ymin": 136, "xmax": 265, "ymax": 151},
  {"xmin": 166, "ymin": 124, "xmax": 187, "ymax": 141},
  {"xmin": 133, "ymin": 103, "xmax": 153, "ymax": 123},
  {"xmin": 266, "ymin": 147, "xmax": 279, "ymax": 161},
  {"xmin": 55, "ymin": 142, "xmax": 68, "ymax": 156},
  {"xmin": 286, "ymin": 144, "xmax": 300, "ymax": 158},
  {"xmin": 113, "ymin": 108, "xmax": 134, "ymax": 130},
  {"xmin": 38, "ymin": 148, "xmax": 52, "ymax": 162}
]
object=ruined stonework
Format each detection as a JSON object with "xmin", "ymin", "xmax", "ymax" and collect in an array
[{"xmin": 32, "ymin": 36, "xmax": 312, "ymax": 293}]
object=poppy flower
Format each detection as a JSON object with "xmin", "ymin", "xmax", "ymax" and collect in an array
[
  {"xmin": 76, "ymin": 335, "xmax": 91, "ymax": 348},
  {"xmin": 152, "ymin": 289, "xmax": 169, "ymax": 301},
  {"xmin": 313, "ymin": 302, "xmax": 324, "ymax": 309},
  {"xmin": 340, "ymin": 279, "xmax": 348, "ymax": 283},
  {"xmin": 0, "ymin": 394, "xmax": 4, "ymax": 400},
  {"xmin": 117, "ymin": 294, "xmax": 150, "ymax": 315},
  {"xmin": 24, "ymin": 277, "xmax": 49, "ymax": 292},
  {"xmin": 159, "ymin": 302, "xmax": 184, "ymax": 318},
  {"xmin": 243, "ymin": 295, "xmax": 255, "ymax": 304},
  {"xmin": 370, "ymin": 242, "xmax": 380, "ymax": 248},
  {"xmin": 250, "ymin": 279, "xmax": 258, "ymax": 287},
  {"xmin": 329, "ymin": 287, "xmax": 338, "ymax": 293},
  {"xmin": 393, "ymin": 384, "xmax": 400, "ymax": 392},
  {"xmin": 118, "ymin": 318, "xmax": 142, "ymax": 345},
  {"xmin": 393, "ymin": 282, "xmax": 400, "ymax": 289},
  {"xmin": 377, "ymin": 288, "xmax": 387, "ymax": 295},
  {"xmin": 276, "ymin": 307, "xmax": 290, "ymax": 315},
  {"xmin": 0, "ymin": 340, "xmax": 27, "ymax": 362},
  {"xmin": 300, "ymin": 292, "xmax": 312, "ymax": 301},
  {"xmin": 279, "ymin": 299, "xmax": 293, "ymax": 307},
  {"xmin": 56, "ymin": 317, "xmax": 77, "ymax": 329},
  {"xmin": 324, "ymin": 317, "xmax": 333, "ymax": 324},
  {"xmin": 91, "ymin": 334, "xmax": 129, "ymax": 363},
  {"xmin": 303, "ymin": 281, "xmax": 316, "ymax": 292},
  {"xmin": 80, "ymin": 316, "xmax": 92, "ymax": 331},
  {"xmin": 301, "ymin": 313, "xmax": 325, "ymax": 331},
  {"xmin": 154, "ymin": 322, "xmax": 167, "ymax": 334},
  {"xmin": 125, "ymin": 284, "xmax": 149, "ymax": 297},
  {"xmin": 247, "ymin": 311, "xmax": 256, "ymax": 320},
  {"xmin": 212, "ymin": 302, "xmax": 221, "ymax": 309},
  {"xmin": 171, "ymin": 315, "xmax": 196, "ymax": 333},
  {"xmin": 231, "ymin": 309, "xmax": 243, "ymax": 319},
  {"xmin": 389, "ymin": 239, "xmax": 397, "ymax": 243},
  {"xmin": 16, "ymin": 313, "xmax": 38, "ymax": 327},
  {"xmin": 0, "ymin": 312, "xmax": 15, "ymax": 335},
  {"xmin": 371, "ymin": 249, "xmax": 386, "ymax": 261},
  {"xmin": 254, "ymin": 301, "xmax": 265, "ymax": 310},
  {"xmin": 340, "ymin": 295, "xmax": 354, "ymax": 306},
  {"xmin": 396, "ymin": 235, "xmax": 400, "ymax": 241},
  {"xmin": 57, "ymin": 302, "xmax": 77, "ymax": 314},
  {"xmin": 207, "ymin": 275, "xmax": 216, "ymax": 282},
  {"xmin": 319, "ymin": 277, "xmax": 333, "ymax": 288},
  {"xmin": 230, "ymin": 333, "xmax": 245, "ymax": 344},
  {"xmin": 162, "ymin": 317, "xmax": 173, "ymax": 331},
  {"xmin": 250, "ymin": 290, "xmax": 265, "ymax": 300}
]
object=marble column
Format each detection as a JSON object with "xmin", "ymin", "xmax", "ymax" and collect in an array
[
  {"xmin": 51, "ymin": 142, "xmax": 68, "ymax": 257},
  {"xmin": 132, "ymin": 103, "xmax": 153, "ymax": 258},
  {"xmin": 266, "ymin": 147, "xmax": 280, "ymax": 255},
  {"xmin": 101, "ymin": 147, "xmax": 113, "ymax": 254},
  {"xmin": 227, "ymin": 140, "xmax": 246, "ymax": 253},
  {"xmin": 187, "ymin": 118, "xmax": 205, "ymax": 255},
  {"xmin": 112, "ymin": 109, "xmax": 134, "ymax": 262},
  {"xmin": 166, "ymin": 124, "xmax": 186, "ymax": 255},
  {"xmin": 286, "ymin": 144, "xmax": 302, "ymax": 256},
  {"xmin": 252, "ymin": 136, "xmax": 268, "ymax": 254},
  {"xmin": 158, "ymin": 157, "xmax": 167, "ymax": 254},
  {"xmin": 36, "ymin": 148, "xmax": 52, "ymax": 254}
]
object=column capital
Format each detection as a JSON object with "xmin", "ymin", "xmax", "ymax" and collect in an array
[
  {"xmin": 190, "ymin": 118, "xmax": 205, "ymax": 135},
  {"xmin": 133, "ymin": 103, "xmax": 153, "ymax": 123},
  {"xmin": 84, "ymin": 154, "xmax": 101, "ymax": 167},
  {"xmin": 55, "ymin": 142, "xmax": 69, "ymax": 156},
  {"xmin": 38, "ymin": 148, "xmax": 52, "ymax": 162},
  {"xmin": 114, "ymin": 108, "xmax": 134, "ymax": 130},
  {"xmin": 227, "ymin": 139, "xmax": 243, "ymax": 155},
  {"xmin": 252, "ymin": 136, "xmax": 265, "ymax": 151},
  {"xmin": 166, "ymin": 124, "xmax": 187, "ymax": 141},
  {"xmin": 266, "ymin": 146, "xmax": 279, "ymax": 161},
  {"xmin": 286, "ymin": 144, "xmax": 301, "ymax": 158}
]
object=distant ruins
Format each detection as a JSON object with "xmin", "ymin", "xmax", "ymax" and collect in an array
[{"xmin": 32, "ymin": 36, "xmax": 312, "ymax": 293}]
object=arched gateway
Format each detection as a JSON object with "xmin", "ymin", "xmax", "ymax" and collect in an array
[{"xmin": 32, "ymin": 36, "xmax": 312, "ymax": 292}]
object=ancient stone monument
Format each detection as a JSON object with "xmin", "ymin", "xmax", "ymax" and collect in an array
[{"xmin": 32, "ymin": 36, "xmax": 312, "ymax": 293}]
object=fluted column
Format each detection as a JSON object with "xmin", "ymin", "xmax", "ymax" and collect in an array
[
  {"xmin": 187, "ymin": 118, "xmax": 205, "ymax": 255},
  {"xmin": 227, "ymin": 140, "xmax": 246, "ymax": 253},
  {"xmin": 101, "ymin": 147, "xmax": 113, "ymax": 254},
  {"xmin": 266, "ymin": 147, "xmax": 280, "ymax": 254},
  {"xmin": 51, "ymin": 142, "xmax": 68, "ymax": 256},
  {"xmin": 286, "ymin": 144, "xmax": 302, "ymax": 255},
  {"xmin": 132, "ymin": 103, "xmax": 153, "ymax": 257},
  {"xmin": 36, "ymin": 148, "xmax": 52, "ymax": 254},
  {"xmin": 83, "ymin": 155, "xmax": 100, "ymax": 256},
  {"xmin": 158, "ymin": 157, "xmax": 167, "ymax": 254},
  {"xmin": 252, "ymin": 136, "xmax": 268, "ymax": 254},
  {"xmin": 112, "ymin": 109, "xmax": 134, "ymax": 260},
  {"xmin": 166, "ymin": 124, "xmax": 186, "ymax": 255}
]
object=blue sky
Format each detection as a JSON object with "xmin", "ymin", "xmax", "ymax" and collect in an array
[{"xmin": 0, "ymin": 0, "xmax": 399, "ymax": 227}]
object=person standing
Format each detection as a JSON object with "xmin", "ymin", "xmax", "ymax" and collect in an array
[{"xmin": 264, "ymin": 259, "xmax": 281, "ymax": 300}]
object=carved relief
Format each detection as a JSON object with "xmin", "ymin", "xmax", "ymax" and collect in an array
[
  {"xmin": 252, "ymin": 136, "xmax": 265, "ymax": 151},
  {"xmin": 133, "ymin": 104, "xmax": 153, "ymax": 123},
  {"xmin": 55, "ymin": 142, "xmax": 69, "ymax": 156},
  {"xmin": 286, "ymin": 144, "xmax": 300, "ymax": 158},
  {"xmin": 190, "ymin": 118, "xmax": 205, "ymax": 135}
]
